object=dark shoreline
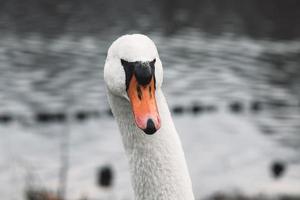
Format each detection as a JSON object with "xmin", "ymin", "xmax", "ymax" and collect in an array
[{"xmin": 0, "ymin": 0, "xmax": 300, "ymax": 40}]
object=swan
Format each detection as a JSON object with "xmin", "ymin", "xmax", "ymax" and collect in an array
[{"xmin": 104, "ymin": 34, "xmax": 195, "ymax": 200}]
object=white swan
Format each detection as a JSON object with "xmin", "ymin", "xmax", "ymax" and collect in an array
[{"xmin": 104, "ymin": 34, "xmax": 194, "ymax": 200}]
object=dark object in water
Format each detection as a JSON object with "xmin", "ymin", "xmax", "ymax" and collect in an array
[
  {"xmin": 251, "ymin": 101, "xmax": 262, "ymax": 112},
  {"xmin": 191, "ymin": 104, "xmax": 204, "ymax": 114},
  {"xmin": 35, "ymin": 113, "xmax": 66, "ymax": 123},
  {"xmin": 35, "ymin": 113, "xmax": 51, "ymax": 123},
  {"xmin": 25, "ymin": 189, "xmax": 62, "ymax": 200},
  {"xmin": 97, "ymin": 165, "xmax": 113, "ymax": 187},
  {"xmin": 55, "ymin": 113, "xmax": 66, "ymax": 122},
  {"xmin": 0, "ymin": 114, "xmax": 13, "ymax": 124},
  {"xmin": 172, "ymin": 105, "xmax": 184, "ymax": 115},
  {"xmin": 229, "ymin": 101, "xmax": 243, "ymax": 113},
  {"xmin": 75, "ymin": 111, "xmax": 88, "ymax": 121},
  {"xmin": 271, "ymin": 161, "xmax": 286, "ymax": 179}
]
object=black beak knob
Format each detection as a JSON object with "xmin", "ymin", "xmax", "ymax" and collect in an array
[{"xmin": 134, "ymin": 63, "xmax": 153, "ymax": 86}]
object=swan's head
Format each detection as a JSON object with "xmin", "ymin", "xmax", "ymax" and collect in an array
[{"xmin": 104, "ymin": 34, "xmax": 163, "ymax": 135}]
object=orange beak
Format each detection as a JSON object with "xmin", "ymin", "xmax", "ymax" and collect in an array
[{"xmin": 127, "ymin": 74, "xmax": 161, "ymax": 135}]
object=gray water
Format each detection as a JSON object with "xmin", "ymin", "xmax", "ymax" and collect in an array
[{"xmin": 0, "ymin": 30, "xmax": 300, "ymax": 199}]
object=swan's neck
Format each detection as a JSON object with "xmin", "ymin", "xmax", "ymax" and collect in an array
[{"xmin": 108, "ymin": 89, "xmax": 194, "ymax": 200}]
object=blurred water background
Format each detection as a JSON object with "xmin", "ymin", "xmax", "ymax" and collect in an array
[{"xmin": 0, "ymin": 0, "xmax": 300, "ymax": 199}]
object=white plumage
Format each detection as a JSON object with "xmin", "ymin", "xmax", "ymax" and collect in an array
[{"xmin": 104, "ymin": 34, "xmax": 195, "ymax": 200}]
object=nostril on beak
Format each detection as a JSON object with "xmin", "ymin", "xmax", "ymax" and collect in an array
[{"xmin": 143, "ymin": 119, "xmax": 157, "ymax": 135}]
